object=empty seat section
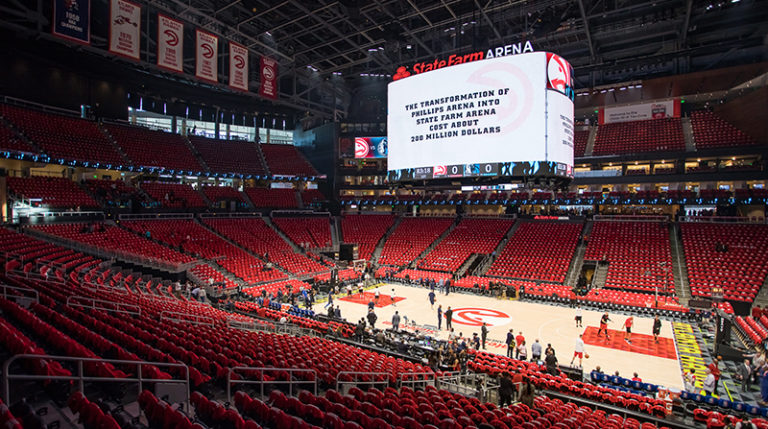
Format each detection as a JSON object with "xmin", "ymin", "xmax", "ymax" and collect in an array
[
  {"xmin": 592, "ymin": 118, "xmax": 685, "ymax": 155},
  {"xmin": 690, "ymin": 110, "xmax": 758, "ymax": 149},
  {"xmin": 585, "ymin": 221, "xmax": 673, "ymax": 294},
  {"xmin": 574, "ymin": 129, "xmax": 590, "ymax": 157},
  {"xmin": 140, "ymin": 182, "xmax": 207, "ymax": 208},
  {"xmin": 202, "ymin": 186, "xmax": 246, "ymax": 204},
  {"xmin": 378, "ymin": 217, "xmax": 454, "ymax": 266},
  {"xmin": 245, "ymin": 187, "xmax": 298, "ymax": 208},
  {"xmin": 0, "ymin": 104, "xmax": 124, "ymax": 165},
  {"xmin": 300, "ymin": 188, "xmax": 326, "ymax": 205},
  {"xmin": 122, "ymin": 219, "xmax": 283, "ymax": 284},
  {"xmin": 7, "ymin": 176, "xmax": 99, "ymax": 209},
  {"xmin": 341, "ymin": 214, "xmax": 395, "ymax": 261},
  {"xmin": 84, "ymin": 178, "xmax": 146, "ymax": 206},
  {"xmin": 418, "ymin": 218, "xmax": 514, "ymax": 272},
  {"xmin": 33, "ymin": 223, "xmax": 196, "ymax": 267},
  {"xmin": 204, "ymin": 218, "xmax": 327, "ymax": 275},
  {"xmin": 0, "ymin": 121, "xmax": 37, "ymax": 153},
  {"xmin": 104, "ymin": 124, "xmax": 203, "ymax": 172},
  {"xmin": 272, "ymin": 217, "xmax": 332, "ymax": 249},
  {"xmin": 682, "ymin": 223, "xmax": 768, "ymax": 303},
  {"xmin": 487, "ymin": 222, "xmax": 582, "ymax": 282},
  {"xmin": 189, "ymin": 135, "xmax": 268, "ymax": 176},
  {"xmin": 260, "ymin": 144, "xmax": 317, "ymax": 176}
]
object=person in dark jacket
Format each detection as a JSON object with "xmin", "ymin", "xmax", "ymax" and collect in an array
[
  {"xmin": 498, "ymin": 372, "xmax": 515, "ymax": 407},
  {"xmin": 445, "ymin": 306, "xmax": 453, "ymax": 329},
  {"xmin": 367, "ymin": 309, "xmax": 377, "ymax": 328}
]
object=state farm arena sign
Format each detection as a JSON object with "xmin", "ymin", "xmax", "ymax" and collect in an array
[{"xmin": 393, "ymin": 41, "xmax": 535, "ymax": 81}]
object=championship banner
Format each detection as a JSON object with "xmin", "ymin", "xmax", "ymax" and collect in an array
[
  {"xmin": 52, "ymin": 0, "xmax": 90, "ymax": 44},
  {"xmin": 108, "ymin": 0, "xmax": 141, "ymax": 60},
  {"xmin": 229, "ymin": 42, "xmax": 249, "ymax": 91},
  {"xmin": 157, "ymin": 14, "xmax": 183, "ymax": 72},
  {"xmin": 195, "ymin": 30, "xmax": 218, "ymax": 83},
  {"xmin": 259, "ymin": 56, "xmax": 278, "ymax": 100},
  {"xmin": 599, "ymin": 99, "xmax": 681, "ymax": 124}
]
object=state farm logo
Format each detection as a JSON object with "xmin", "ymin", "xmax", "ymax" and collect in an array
[
  {"xmin": 393, "ymin": 66, "xmax": 411, "ymax": 81},
  {"xmin": 164, "ymin": 29, "xmax": 178, "ymax": 46},
  {"xmin": 234, "ymin": 54, "xmax": 246, "ymax": 69},
  {"xmin": 450, "ymin": 308, "xmax": 511, "ymax": 327},
  {"xmin": 354, "ymin": 138, "xmax": 369, "ymax": 158},
  {"xmin": 201, "ymin": 43, "xmax": 214, "ymax": 59}
]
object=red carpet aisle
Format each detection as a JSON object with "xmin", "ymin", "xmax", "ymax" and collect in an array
[
  {"xmin": 581, "ymin": 327, "xmax": 678, "ymax": 360},
  {"xmin": 338, "ymin": 291, "xmax": 405, "ymax": 308}
]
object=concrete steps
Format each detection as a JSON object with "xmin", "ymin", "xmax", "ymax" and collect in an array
[
  {"xmin": 682, "ymin": 116, "xmax": 697, "ymax": 152},
  {"xmin": 409, "ymin": 217, "xmax": 459, "ymax": 268},
  {"xmin": 669, "ymin": 223, "xmax": 692, "ymax": 304},
  {"xmin": 475, "ymin": 219, "xmax": 521, "ymax": 276},
  {"xmin": 371, "ymin": 216, "xmax": 402, "ymax": 264},
  {"xmin": 584, "ymin": 126, "xmax": 597, "ymax": 156},
  {"xmin": 565, "ymin": 220, "xmax": 592, "ymax": 287}
]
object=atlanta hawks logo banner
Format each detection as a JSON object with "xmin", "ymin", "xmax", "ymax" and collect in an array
[
  {"xmin": 157, "ymin": 14, "xmax": 183, "ymax": 72},
  {"xmin": 52, "ymin": 0, "xmax": 90, "ymax": 44},
  {"xmin": 229, "ymin": 42, "xmax": 249, "ymax": 91},
  {"xmin": 108, "ymin": 0, "xmax": 141, "ymax": 60},
  {"xmin": 259, "ymin": 56, "xmax": 278, "ymax": 100},
  {"xmin": 196, "ymin": 29, "xmax": 218, "ymax": 83}
]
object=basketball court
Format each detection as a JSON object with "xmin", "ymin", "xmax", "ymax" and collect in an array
[{"xmin": 315, "ymin": 282, "xmax": 684, "ymax": 389}]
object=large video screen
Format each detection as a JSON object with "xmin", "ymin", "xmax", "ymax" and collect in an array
[{"xmin": 387, "ymin": 51, "xmax": 574, "ymax": 181}]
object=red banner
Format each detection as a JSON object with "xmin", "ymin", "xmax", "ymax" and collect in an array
[
  {"xmin": 157, "ymin": 14, "xmax": 183, "ymax": 72},
  {"xmin": 229, "ymin": 42, "xmax": 249, "ymax": 91},
  {"xmin": 108, "ymin": 0, "xmax": 141, "ymax": 60},
  {"xmin": 195, "ymin": 29, "xmax": 218, "ymax": 83},
  {"xmin": 259, "ymin": 56, "xmax": 278, "ymax": 100}
]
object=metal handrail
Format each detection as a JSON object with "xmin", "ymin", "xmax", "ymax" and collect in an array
[
  {"xmin": 227, "ymin": 367, "xmax": 317, "ymax": 402},
  {"xmin": 6, "ymin": 268, "xmax": 67, "ymax": 286},
  {"xmin": 66, "ymin": 295, "xmax": 141, "ymax": 316},
  {"xmin": 593, "ymin": 215, "xmax": 669, "ymax": 222},
  {"xmin": 118, "ymin": 213, "xmax": 195, "ymax": 221},
  {"xmin": 335, "ymin": 371, "xmax": 390, "ymax": 392},
  {"xmin": 0, "ymin": 283, "xmax": 39, "ymax": 304},
  {"xmin": 398, "ymin": 371, "xmax": 438, "ymax": 389},
  {"xmin": 159, "ymin": 311, "xmax": 215, "ymax": 327},
  {"xmin": 198, "ymin": 212, "xmax": 263, "ymax": 219},
  {"xmin": 2, "ymin": 354, "xmax": 190, "ymax": 405},
  {"xmin": 679, "ymin": 215, "xmax": 765, "ymax": 224}
]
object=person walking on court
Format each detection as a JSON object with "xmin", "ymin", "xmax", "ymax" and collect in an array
[
  {"xmin": 545, "ymin": 349, "xmax": 559, "ymax": 376},
  {"xmin": 391, "ymin": 288, "xmax": 397, "ymax": 306},
  {"xmin": 445, "ymin": 306, "xmax": 453, "ymax": 330},
  {"xmin": 575, "ymin": 306, "xmax": 583, "ymax": 327},
  {"xmin": 597, "ymin": 313, "xmax": 612, "ymax": 339},
  {"xmin": 505, "ymin": 329, "xmax": 515, "ymax": 358},
  {"xmin": 325, "ymin": 292, "xmax": 334, "ymax": 309},
  {"xmin": 531, "ymin": 339, "xmax": 542, "ymax": 362},
  {"xmin": 515, "ymin": 332, "xmax": 525, "ymax": 359},
  {"xmin": 517, "ymin": 340, "xmax": 527, "ymax": 361},
  {"xmin": 742, "ymin": 359, "xmax": 752, "ymax": 392},
  {"xmin": 437, "ymin": 305, "xmax": 443, "ymax": 330},
  {"xmin": 472, "ymin": 333, "xmax": 481, "ymax": 350},
  {"xmin": 367, "ymin": 309, "xmax": 377, "ymax": 328},
  {"xmin": 652, "ymin": 315, "xmax": 662, "ymax": 343},
  {"xmin": 481, "ymin": 322, "xmax": 488, "ymax": 350},
  {"xmin": 570, "ymin": 334, "xmax": 586, "ymax": 368},
  {"xmin": 428, "ymin": 290, "xmax": 436, "ymax": 309},
  {"xmin": 392, "ymin": 311, "xmax": 401, "ymax": 332},
  {"xmin": 624, "ymin": 316, "xmax": 634, "ymax": 344},
  {"xmin": 709, "ymin": 357, "xmax": 722, "ymax": 395}
]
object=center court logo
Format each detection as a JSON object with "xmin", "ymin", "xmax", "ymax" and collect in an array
[{"xmin": 450, "ymin": 308, "xmax": 510, "ymax": 327}]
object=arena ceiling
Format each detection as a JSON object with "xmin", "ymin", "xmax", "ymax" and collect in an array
[{"xmin": 2, "ymin": 0, "xmax": 767, "ymax": 118}]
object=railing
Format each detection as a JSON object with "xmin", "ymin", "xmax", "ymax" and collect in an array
[
  {"xmin": 593, "ymin": 215, "xmax": 669, "ymax": 222},
  {"xmin": 436, "ymin": 371, "xmax": 499, "ymax": 403},
  {"xmin": 271, "ymin": 210, "xmax": 331, "ymax": 218},
  {"xmin": 335, "ymin": 371, "xmax": 390, "ymax": 392},
  {"xmin": 226, "ymin": 317, "xmax": 274, "ymax": 333},
  {"xmin": 226, "ymin": 367, "xmax": 317, "ymax": 402},
  {"xmin": 66, "ymin": 295, "xmax": 141, "ymax": 316},
  {"xmin": 198, "ymin": 212, "xmax": 262, "ymax": 219},
  {"xmin": 24, "ymin": 227, "xmax": 197, "ymax": 273},
  {"xmin": 11, "ymin": 210, "xmax": 105, "ymax": 223},
  {"xmin": 5, "ymin": 267, "xmax": 67, "ymax": 286},
  {"xmin": 159, "ymin": 311, "xmax": 215, "ymax": 327},
  {"xmin": 398, "ymin": 371, "xmax": 438, "ymax": 390},
  {"xmin": 118, "ymin": 213, "xmax": 194, "ymax": 221},
  {"xmin": 0, "ymin": 283, "xmax": 39, "ymax": 305},
  {"xmin": 679, "ymin": 215, "xmax": 765, "ymax": 224},
  {"xmin": 2, "ymin": 354, "xmax": 190, "ymax": 405}
]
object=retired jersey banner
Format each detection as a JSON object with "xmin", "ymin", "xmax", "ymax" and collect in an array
[
  {"xmin": 52, "ymin": 0, "xmax": 91, "ymax": 44},
  {"xmin": 157, "ymin": 14, "xmax": 183, "ymax": 72},
  {"xmin": 229, "ymin": 42, "xmax": 249, "ymax": 91},
  {"xmin": 108, "ymin": 0, "xmax": 141, "ymax": 60},
  {"xmin": 196, "ymin": 30, "xmax": 218, "ymax": 82},
  {"xmin": 259, "ymin": 56, "xmax": 278, "ymax": 100}
]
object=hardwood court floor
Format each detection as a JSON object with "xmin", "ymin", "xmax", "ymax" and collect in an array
[{"xmin": 314, "ymin": 283, "xmax": 684, "ymax": 389}]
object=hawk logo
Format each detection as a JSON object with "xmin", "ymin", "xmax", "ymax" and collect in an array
[
  {"xmin": 164, "ymin": 29, "xmax": 179, "ymax": 46},
  {"xmin": 354, "ymin": 138, "xmax": 370, "ymax": 158},
  {"xmin": 201, "ymin": 43, "xmax": 214, "ymax": 59},
  {"xmin": 392, "ymin": 66, "xmax": 411, "ymax": 81},
  {"xmin": 433, "ymin": 165, "xmax": 447, "ymax": 176},
  {"xmin": 449, "ymin": 308, "xmax": 511, "ymax": 327},
  {"xmin": 234, "ymin": 54, "xmax": 246, "ymax": 69},
  {"xmin": 262, "ymin": 65, "xmax": 275, "ymax": 80}
]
